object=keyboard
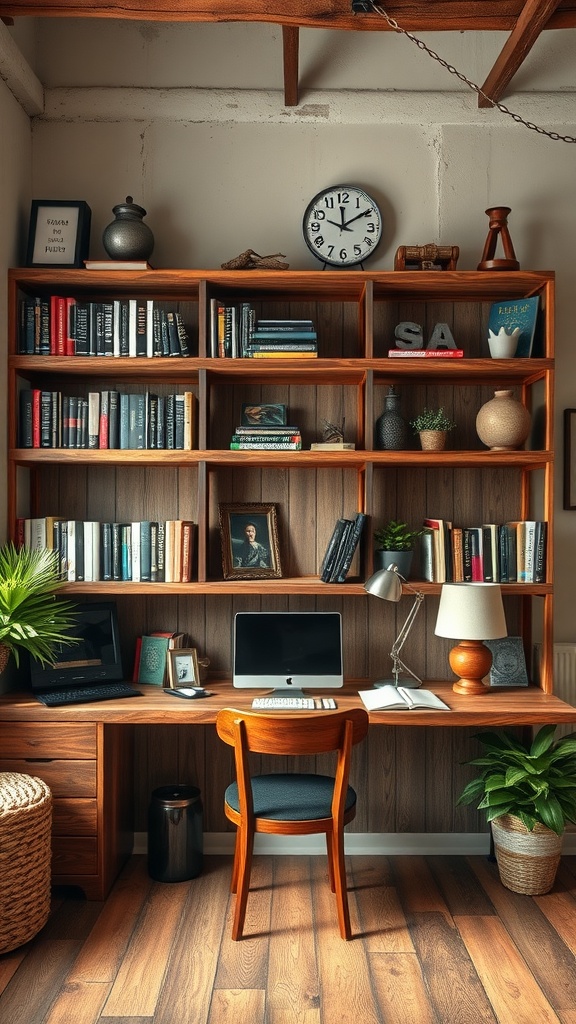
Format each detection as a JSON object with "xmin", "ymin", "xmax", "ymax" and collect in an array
[
  {"xmin": 251, "ymin": 696, "xmax": 337, "ymax": 711},
  {"xmin": 36, "ymin": 683, "xmax": 143, "ymax": 706}
]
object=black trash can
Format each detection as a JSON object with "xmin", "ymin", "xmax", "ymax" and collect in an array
[{"xmin": 148, "ymin": 784, "xmax": 203, "ymax": 882}]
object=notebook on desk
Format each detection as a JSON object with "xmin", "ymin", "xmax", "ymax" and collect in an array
[{"xmin": 30, "ymin": 601, "xmax": 142, "ymax": 706}]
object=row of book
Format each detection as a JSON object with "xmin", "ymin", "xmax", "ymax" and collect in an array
[
  {"xmin": 19, "ymin": 388, "xmax": 197, "ymax": 450},
  {"xmin": 210, "ymin": 303, "xmax": 318, "ymax": 358},
  {"xmin": 320, "ymin": 513, "xmax": 366, "ymax": 583},
  {"xmin": 229, "ymin": 424, "xmax": 303, "ymax": 450},
  {"xmin": 18, "ymin": 518, "xmax": 196, "ymax": 583},
  {"xmin": 421, "ymin": 518, "xmax": 547, "ymax": 584},
  {"xmin": 18, "ymin": 296, "xmax": 192, "ymax": 358}
]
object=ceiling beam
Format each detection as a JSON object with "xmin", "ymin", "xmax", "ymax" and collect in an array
[
  {"xmin": 282, "ymin": 25, "xmax": 299, "ymax": 107},
  {"xmin": 478, "ymin": 0, "xmax": 563, "ymax": 107}
]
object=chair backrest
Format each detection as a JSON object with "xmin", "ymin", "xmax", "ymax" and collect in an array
[{"xmin": 216, "ymin": 707, "xmax": 369, "ymax": 758}]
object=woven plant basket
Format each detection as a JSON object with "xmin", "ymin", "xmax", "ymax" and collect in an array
[
  {"xmin": 491, "ymin": 813, "xmax": 563, "ymax": 895},
  {"xmin": 0, "ymin": 772, "xmax": 52, "ymax": 953},
  {"xmin": 0, "ymin": 643, "xmax": 9, "ymax": 674}
]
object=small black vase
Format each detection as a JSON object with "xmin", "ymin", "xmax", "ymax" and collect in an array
[
  {"xmin": 375, "ymin": 386, "xmax": 407, "ymax": 450},
  {"xmin": 102, "ymin": 196, "xmax": 154, "ymax": 261}
]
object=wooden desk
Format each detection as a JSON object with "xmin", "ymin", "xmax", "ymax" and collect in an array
[{"xmin": 1, "ymin": 682, "xmax": 574, "ymax": 898}]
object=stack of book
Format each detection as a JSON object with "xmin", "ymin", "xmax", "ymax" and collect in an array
[
  {"xmin": 320, "ymin": 513, "xmax": 366, "ymax": 583},
  {"xmin": 230, "ymin": 424, "xmax": 302, "ymax": 450},
  {"xmin": 420, "ymin": 517, "xmax": 547, "ymax": 584},
  {"xmin": 245, "ymin": 319, "xmax": 318, "ymax": 358},
  {"xmin": 133, "ymin": 630, "xmax": 187, "ymax": 686},
  {"xmin": 17, "ymin": 517, "xmax": 196, "ymax": 583}
]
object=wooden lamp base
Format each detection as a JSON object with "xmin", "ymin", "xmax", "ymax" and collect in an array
[{"xmin": 448, "ymin": 640, "xmax": 492, "ymax": 695}]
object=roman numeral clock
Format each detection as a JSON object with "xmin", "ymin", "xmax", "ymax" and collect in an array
[{"xmin": 302, "ymin": 185, "xmax": 383, "ymax": 268}]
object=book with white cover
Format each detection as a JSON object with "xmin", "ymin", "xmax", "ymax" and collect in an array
[{"xmin": 358, "ymin": 685, "xmax": 451, "ymax": 711}]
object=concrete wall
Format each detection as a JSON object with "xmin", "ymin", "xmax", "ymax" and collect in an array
[{"xmin": 2, "ymin": 18, "xmax": 576, "ymax": 637}]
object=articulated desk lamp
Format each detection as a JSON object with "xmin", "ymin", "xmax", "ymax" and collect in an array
[{"xmin": 364, "ymin": 565, "xmax": 425, "ymax": 688}]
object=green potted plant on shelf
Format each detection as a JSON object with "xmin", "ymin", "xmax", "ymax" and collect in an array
[
  {"xmin": 0, "ymin": 543, "xmax": 78, "ymax": 674},
  {"xmin": 457, "ymin": 724, "xmax": 576, "ymax": 894},
  {"xmin": 374, "ymin": 520, "xmax": 424, "ymax": 578},
  {"xmin": 410, "ymin": 407, "xmax": 457, "ymax": 451}
]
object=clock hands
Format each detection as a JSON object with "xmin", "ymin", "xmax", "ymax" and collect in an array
[{"xmin": 325, "ymin": 207, "xmax": 373, "ymax": 232}]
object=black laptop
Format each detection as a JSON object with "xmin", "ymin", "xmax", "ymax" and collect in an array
[{"xmin": 30, "ymin": 601, "xmax": 142, "ymax": 706}]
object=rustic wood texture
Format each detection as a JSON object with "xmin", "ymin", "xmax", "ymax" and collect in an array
[{"xmin": 1, "ymin": 852, "xmax": 576, "ymax": 1023}]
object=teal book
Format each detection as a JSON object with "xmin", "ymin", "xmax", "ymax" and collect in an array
[
  {"xmin": 138, "ymin": 635, "xmax": 169, "ymax": 686},
  {"xmin": 488, "ymin": 296, "xmax": 540, "ymax": 357}
]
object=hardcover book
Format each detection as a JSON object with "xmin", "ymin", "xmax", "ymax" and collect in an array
[
  {"xmin": 358, "ymin": 685, "xmax": 450, "ymax": 711},
  {"xmin": 488, "ymin": 296, "xmax": 540, "ymax": 358},
  {"xmin": 137, "ymin": 635, "xmax": 170, "ymax": 686}
]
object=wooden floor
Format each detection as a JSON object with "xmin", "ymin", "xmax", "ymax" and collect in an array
[{"xmin": 1, "ymin": 852, "xmax": 576, "ymax": 1023}]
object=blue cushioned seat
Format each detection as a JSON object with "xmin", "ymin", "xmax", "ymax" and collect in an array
[{"xmin": 224, "ymin": 773, "xmax": 357, "ymax": 821}]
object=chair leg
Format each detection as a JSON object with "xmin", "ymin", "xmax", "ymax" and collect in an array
[
  {"xmin": 330, "ymin": 829, "xmax": 352, "ymax": 940},
  {"xmin": 325, "ymin": 832, "xmax": 336, "ymax": 893},
  {"xmin": 231, "ymin": 824, "xmax": 254, "ymax": 941}
]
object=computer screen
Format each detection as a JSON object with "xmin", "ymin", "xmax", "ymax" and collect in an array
[
  {"xmin": 29, "ymin": 600, "xmax": 125, "ymax": 694},
  {"xmin": 233, "ymin": 611, "xmax": 343, "ymax": 696}
]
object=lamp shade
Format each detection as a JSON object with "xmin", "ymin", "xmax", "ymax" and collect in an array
[
  {"xmin": 364, "ymin": 566, "xmax": 402, "ymax": 603},
  {"xmin": 435, "ymin": 583, "xmax": 507, "ymax": 640}
]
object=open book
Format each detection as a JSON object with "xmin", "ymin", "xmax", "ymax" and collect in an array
[{"xmin": 358, "ymin": 685, "xmax": 451, "ymax": 712}]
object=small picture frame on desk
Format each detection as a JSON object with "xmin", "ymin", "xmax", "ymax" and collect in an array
[
  {"xmin": 168, "ymin": 648, "xmax": 200, "ymax": 689},
  {"xmin": 219, "ymin": 502, "xmax": 282, "ymax": 580},
  {"xmin": 26, "ymin": 199, "xmax": 91, "ymax": 268},
  {"xmin": 485, "ymin": 637, "xmax": 529, "ymax": 688}
]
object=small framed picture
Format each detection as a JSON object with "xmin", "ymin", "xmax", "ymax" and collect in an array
[
  {"xmin": 26, "ymin": 200, "xmax": 91, "ymax": 268},
  {"xmin": 485, "ymin": 636, "xmax": 529, "ymax": 687},
  {"xmin": 168, "ymin": 648, "xmax": 200, "ymax": 689},
  {"xmin": 219, "ymin": 502, "xmax": 282, "ymax": 580},
  {"xmin": 564, "ymin": 409, "xmax": 576, "ymax": 510},
  {"xmin": 241, "ymin": 403, "xmax": 286, "ymax": 427}
]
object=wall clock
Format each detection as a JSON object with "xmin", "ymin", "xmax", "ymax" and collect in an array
[{"xmin": 302, "ymin": 185, "xmax": 383, "ymax": 268}]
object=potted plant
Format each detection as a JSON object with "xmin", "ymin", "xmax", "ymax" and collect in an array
[
  {"xmin": 410, "ymin": 407, "xmax": 456, "ymax": 451},
  {"xmin": 373, "ymin": 520, "xmax": 424, "ymax": 577},
  {"xmin": 457, "ymin": 724, "xmax": 576, "ymax": 894},
  {"xmin": 0, "ymin": 543, "xmax": 78, "ymax": 674}
]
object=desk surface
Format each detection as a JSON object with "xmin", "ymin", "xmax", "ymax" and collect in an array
[{"xmin": 0, "ymin": 681, "xmax": 575, "ymax": 727}]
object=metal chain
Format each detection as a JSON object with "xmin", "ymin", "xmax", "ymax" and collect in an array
[{"xmin": 366, "ymin": 2, "xmax": 576, "ymax": 143}]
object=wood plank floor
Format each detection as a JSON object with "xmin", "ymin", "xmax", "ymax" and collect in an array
[{"xmin": 1, "ymin": 853, "xmax": 576, "ymax": 1024}]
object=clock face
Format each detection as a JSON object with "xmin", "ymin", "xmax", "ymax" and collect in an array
[{"xmin": 303, "ymin": 185, "xmax": 383, "ymax": 267}]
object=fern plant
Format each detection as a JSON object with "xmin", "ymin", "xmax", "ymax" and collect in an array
[
  {"xmin": 374, "ymin": 520, "xmax": 423, "ymax": 552},
  {"xmin": 457, "ymin": 724, "xmax": 576, "ymax": 836},
  {"xmin": 0, "ymin": 544, "xmax": 78, "ymax": 667}
]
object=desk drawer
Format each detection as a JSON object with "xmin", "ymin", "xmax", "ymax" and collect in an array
[
  {"xmin": 0, "ymin": 722, "xmax": 97, "ymax": 758},
  {"xmin": 52, "ymin": 837, "xmax": 98, "ymax": 875},
  {"xmin": 52, "ymin": 798, "xmax": 98, "ymax": 836},
  {"xmin": 0, "ymin": 758, "xmax": 96, "ymax": 797}
]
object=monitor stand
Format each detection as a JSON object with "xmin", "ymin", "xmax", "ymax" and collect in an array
[{"xmin": 264, "ymin": 687, "xmax": 308, "ymax": 700}]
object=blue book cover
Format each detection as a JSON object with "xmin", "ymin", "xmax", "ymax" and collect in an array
[{"xmin": 488, "ymin": 296, "xmax": 540, "ymax": 357}]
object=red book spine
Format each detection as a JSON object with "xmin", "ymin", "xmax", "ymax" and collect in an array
[
  {"xmin": 388, "ymin": 349, "xmax": 464, "ymax": 358},
  {"xmin": 32, "ymin": 388, "xmax": 41, "ymax": 447}
]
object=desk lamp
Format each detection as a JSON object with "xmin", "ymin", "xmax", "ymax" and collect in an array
[
  {"xmin": 364, "ymin": 565, "xmax": 424, "ymax": 688},
  {"xmin": 434, "ymin": 582, "xmax": 507, "ymax": 696}
]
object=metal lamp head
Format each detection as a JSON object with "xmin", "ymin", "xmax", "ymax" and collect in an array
[
  {"xmin": 363, "ymin": 564, "xmax": 403, "ymax": 603},
  {"xmin": 364, "ymin": 564, "xmax": 424, "ymax": 688}
]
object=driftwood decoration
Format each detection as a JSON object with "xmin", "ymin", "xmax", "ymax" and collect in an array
[{"xmin": 221, "ymin": 249, "xmax": 289, "ymax": 270}]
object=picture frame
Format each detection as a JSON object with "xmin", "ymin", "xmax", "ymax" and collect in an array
[
  {"xmin": 564, "ymin": 409, "xmax": 576, "ymax": 510},
  {"xmin": 219, "ymin": 502, "xmax": 282, "ymax": 580},
  {"xmin": 241, "ymin": 403, "xmax": 287, "ymax": 427},
  {"xmin": 168, "ymin": 648, "xmax": 201, "ymax": 689},
  {"xmin": 485, "ymin": 636, "xmax": 529, "ymax": 688},
  {"xmin": 26, "ymin": 200, "xmax": 91, "ymax": 268}
]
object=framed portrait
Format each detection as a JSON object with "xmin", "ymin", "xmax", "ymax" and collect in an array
[
  {"xmin": 241, "ymin": 403, "xmax": 287, "ymax": 427},
  {"xmin": 168, "ymin": 648, "xmax": 200, "ymax": 689},
  {"xmin": 219, "ymin": 502, "xmax": 282, "ymax": 580},
  {"xmin": 26, "ymin": 200, "xmax": 91, "ymax": 268},
  {"xmin": 564, "ymin": 409, "xmax": 576, "ymax": 510},
  {"xmin": 485, "ymin": 637, "xmax": 529, "ymax": 688}
]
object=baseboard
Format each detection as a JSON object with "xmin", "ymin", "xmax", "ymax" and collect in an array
[{"xmin": 134, "ymin": 830, "xmax": 576, "ymax": 856}]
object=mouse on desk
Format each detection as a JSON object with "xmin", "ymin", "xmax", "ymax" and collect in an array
[{"xmin": 165, "ymin": 688, "xmax": 214, "ymax": 699}]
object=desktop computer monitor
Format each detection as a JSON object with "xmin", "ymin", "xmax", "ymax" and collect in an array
[{"xmin": 233, "ymin": 610, "xmax": 343, "ymax": 697}]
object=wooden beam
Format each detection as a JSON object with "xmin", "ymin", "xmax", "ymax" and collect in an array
[
  {"xmin": 282, "ymin": 25, "xmax": 299, "ymax": 106},
  {"xmin": 478, "ymin": 0, "xmax": 563, "ymax": 107}
]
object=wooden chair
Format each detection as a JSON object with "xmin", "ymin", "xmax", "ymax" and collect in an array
[{"xmin": 215, "ymin": 706, "xmax": 369, "ymax": 940}]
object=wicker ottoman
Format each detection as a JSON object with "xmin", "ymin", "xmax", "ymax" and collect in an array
[{"xmin": 0, "ymin": 772, "xmax": 52, "ymax": 954}]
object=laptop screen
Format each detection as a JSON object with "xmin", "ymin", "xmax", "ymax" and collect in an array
[{"xmin": 29, "ymin": 601, "xmax": 125, "ymax": 694}]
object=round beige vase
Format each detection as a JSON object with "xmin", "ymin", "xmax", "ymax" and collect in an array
[
  {"xmin": 476, "ymin": 389, "xmax": 531, "ymax": 451},
  {"xmin": 418, "ymin": 430, "xmax": 447, "ymax": 451}
]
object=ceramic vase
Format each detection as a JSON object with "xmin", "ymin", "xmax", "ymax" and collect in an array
[
  {"xmin": 375, "ymin": 386, "xmax": 407, "ymax": 450},
  {"xmin": 488, "ymin": 327, "xmax": 521, "ymax": 358},
  {"xmin": 476, "ymin": 389, "xmax": 531, "ymax": 451},
  {"xmin": 102, "ymin": 196, "xmax": 154, "ymax": 261}
]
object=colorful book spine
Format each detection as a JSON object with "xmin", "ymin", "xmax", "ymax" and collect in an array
[{"xmin": 388, "ymin": 349, "xmax": 464, "ymax": 358}]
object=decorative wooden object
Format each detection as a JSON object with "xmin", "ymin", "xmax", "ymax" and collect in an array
[
  {"xmin": 477, "ymin": 206, "xmax": 520, "ymax": 271},
  {"xmin": 394, "ymin": 243, "xmax": 459, "ymax": 271}
]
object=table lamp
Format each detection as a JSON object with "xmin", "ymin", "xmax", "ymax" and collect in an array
[
  {"xmin": 364, "ymin": 565, "xmax": 424, "ymax": 688},
  {"xmin": 434, "ymin": 582, "xmax": 507, "ymax": 695}
]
